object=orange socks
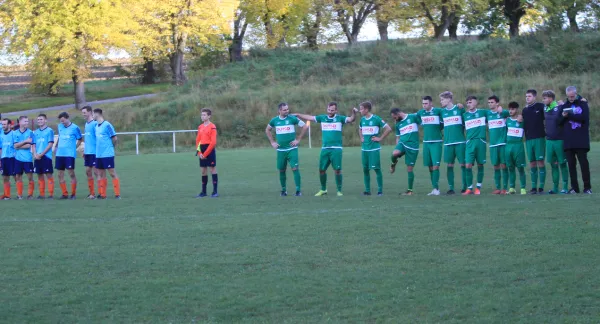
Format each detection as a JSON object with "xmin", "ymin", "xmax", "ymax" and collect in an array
[
  {"xmin": 71, "ymin": 183, "xmax": 77, "ymax": 196},
  {"xmin": 113, "ymin": 178, "xmax": 120, "ymax": 197},
  {"xmin": 39, "ymin": 179, "xmax": 46, "ymax": 196},
  {"xmin": 48, "ymin": 178, "xmax": 54, "ymax": 196},
  {"xmin": 60, "ymin": 183, "xmax": 68, "ymax": 196},
  {"xmin": 28, "ymin": 181, "xmax": 34, "ymax": 197},
  {"xmin": 99, "ymin": 179, "xmax": 108, "ymax": 197},
  {"xmin": 88, "ymin": 179, "xmax": 95, "ymax": 195},
  {"xmin": 3, "ymin": 183, "xmax": 10, "ymax": 198},
  {"xmin": 16, "ymin": 181, "xmax": 23, "ymax": 197}
]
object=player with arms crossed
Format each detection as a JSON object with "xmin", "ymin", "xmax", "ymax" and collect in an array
[
  {"xmin": 486, "ymin": 96, "xmax": 510, "ymax": 194},
  {"xmin": 358, "ymin": 101, "xmax": 391, "ymax": 196},
  {"xmin": 265, "ymin": 103, "xmax": 309, "ymax": 196},
  {"xmin": 13, "ymin": 116, "xmax": 35, "ymax": 199},
  {"xmin": 542, "ymin": 90, "xmax": 568, "ymax": 194},
  {"xmin": 390, "ymin": 108, "xmax": 420, "ymax": 195},
  {"xmin": 294, "ymin": 102, "xmax": 358, "ymax": 196},
  {"xmin": 32, "ymin": 114, "xmax": 55, "ymax": 199},
  {"xmin": 523, "ymin": 89, "xmax": 547, "ymax": 194},
  {"xmin": 505, "ymin": 102, "xmax": 527, "ymax": 195},
  {"xmin": 55, "ymin": 112, "xmax": 82, "ymax": 199},
  {"xmin": 439, "ymin": 91, "xmax": 467, "ymax": 194},
  {"xmin": 0, "ymin": 118, "xmax": 17, "ymax": 199},
  {"xmin": 462, "ymin": 96, "xmax": 487, "ymax": 195},
  {"xmin": 94, "ymin": 109, "xmax": 120, "ymax": 199},
  {"xmin": 81, "ymin": 106, "xmax": 98, "ymax": 199},
  {"xmin": 195, "ymin": 108, "xmax": 219, "ymax": 198},
  {"xmin": 417, "ymin": 96, "xmax": 444, "ymax": 195}
]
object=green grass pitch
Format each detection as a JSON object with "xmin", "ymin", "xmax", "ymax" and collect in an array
[{"xmin": 1, "ymin": 145, "xmax": 599, "ymax": 322}]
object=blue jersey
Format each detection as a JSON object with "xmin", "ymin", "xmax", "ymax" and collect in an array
[
  {"xmin": 34, "ymin": 127, "xmax": 55, "ymax": 159},
  {"xmin": 83, "ymin": 120, "xmax": 97, "ymax": 155},
  {"xmin": 1, "ymin": 130, "xmax": 16, "ymax": 159},
  {"xmin": 56, "ymin": 123, "xmax": 82, "ymax": 158},
  {"xmin": 95, "ymin": 121, "xmax": 117, "ymax": 158},
  {"xmin": 14, "ymin": 128, "xmax": 35, "ymax": 162}
]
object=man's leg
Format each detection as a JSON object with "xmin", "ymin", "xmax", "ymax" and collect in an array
[
  {"xmin": 289, "ymin": 149, "xmax": 301, "ymax": 194},
  {"xmin": 527, "ymin": 140, "xmax": 538, "ymax": 193},
  {"xmin": 15, "ymin": 172, "xmax": 23, "ymax": 198},
  {"xmin": 108, "ymin": 168, "xmax": 120, "ymax": 198},
  {"xmin": 551, "ymin": 162, "xmax": 560, "ymax": 193},
  {"xmin": 493, "ymin": 165, "xmax": 501, "ymax": 192},
  {"xmin": 444, "ymin": 145, "xmax": 456, "ymax": 193},
  {"xmin": 2, "ymin": 175, "xmax": 10, "ymax": 198},
  {"xmin": 37, "ymin": 173, "xmax": 45, "ymax": 197},
  {"xmin": 475, "ymin": 142, "xmax": 486, "ymax": 192},
  {"xmin": 538, "ymin": 159, "xmax": 546, "ymax": 191},
  {"xmin": 565, "ymin": 149, "xmax": 579, "ymax": 192},
  {"xmin": 201, "ymin": 167, "xmax": 208, "ymax": 194},
  {"xmin": 332, "ymin": 149, "xmax": 343, "ymax": 194},
  {"xmin": 464, "ymin": 142, "xmax": 474, "ymax": 193},
  {"xmin": 317, "ymin": 150, "xmax": 329, "ymax": 193},
  {"xmin": 58, "ymin": 169, "xmax": 68, "ymax": 197},
  {"xmin": 26, "ymin": 172, "xmax": 34, "ymax": 198},
  {"xmin": 537, "ymin": 138, "xmax": 546, "ymax": 192},
  {"xmin": 457, "ymin": 143, "xmax": 467, "ymax": 192},
  {"xmin": 46, "ymin": 173, "xmax": 55, "ymax": 198},
  {"xmin": 67, "ymin": 169, "xmax": 77, "ymax": 198},
  {"xmin": 576, "ymin": 149, "xmax": 591, "ymax": 191},
  {"xmin": 362, "ymin": 151, "xmax": 371, "ymax": 194},
  {"xmin": 210, "ymin": 166, "xmax": 218, "ymax": 196},
  {"xmin": 86, "ymin": 166, "xmax": 95, "ymax": 197}
]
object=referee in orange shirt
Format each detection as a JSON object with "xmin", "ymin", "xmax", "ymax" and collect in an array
[{"xmin": 195, "ymin": 108, "xmax": 218, "ymax": 198}]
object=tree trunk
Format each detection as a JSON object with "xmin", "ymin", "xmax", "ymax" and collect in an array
[
  {"xmin": 377, "ymin": 17, "xmax": 389, "ymax": 41},
  {"xmin": 229, "ymin": 37, "xmax": 244, "ymax": 62},
  {"xmin": 169, "ymin": 51, "xmax": 186, "ymax": 85},
  {"xmin": 72, "ymin": 70, "xmax": 86, "ymax": 109},
  {"xmin": 305, "ymin": 10, "xmax": 322, "ymax": 50},
  {"xmin": 504, "ymin": 0, "xmax": 525, "ymax": 38},
  {"xmin": 567, "ymin": 8, "xmax": 580, "ymax": 32},
  {"xmin": 508, "ymin": 19, "xmax": 520, "ymax": 37},
  {"xmin": 141, "ymin": 58, "xmax": 156, "ymax": 84},
  {"xmin": 448, "ymin": 13, "xmax": 460, "ymax": 40}
]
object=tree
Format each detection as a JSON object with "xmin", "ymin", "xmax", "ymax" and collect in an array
[
  {"xmin": 1, "ymin": 0, "xmax": 134, "ymax": 108},
  {"xmin": 334, "ymin": 0, "xmax": 378, "ymax": 44}
]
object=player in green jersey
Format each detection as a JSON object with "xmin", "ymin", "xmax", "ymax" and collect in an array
[
  {"xmin": 486, "ymin": 96, "xmax": 510, "ymax": 195},
  {"xmin": 266, "ymin": 103, "xmax": 309, "ymax": 196},
  {"xmin": 358, "ymin": 101, "xmax": 392, "ymax": 196},
  {"xmin": 390, "ymin": 108, "xmax": 420, "ymax": 195},
  {"xmin": 294, "ymin": 102, "xmax": 358, "ymax": 196},
  {"xmin": 439, "ymin": 91, "xmax": 467, "ymax": 195},
  {"xmin": 542, "ymin": 90, "xmax": 569, "ymax": 194},
  {"xmin": 462, "ymin": 96, "xmax": 487, "ymax": 195},
  {"xmin": 417, "ymin": 96, "xmax": 443, "ymax": 196},
  {"xmin": 505, "ymin": 102, "xmax": 527, "ymax": 194}
]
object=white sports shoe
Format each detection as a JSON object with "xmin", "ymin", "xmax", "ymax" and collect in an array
[{"xmin": 427, "ymin": 189, "xmax": 441, "ymax": 196}]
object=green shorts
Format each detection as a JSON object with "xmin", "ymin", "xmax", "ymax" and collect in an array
[
  {"xmin": 319, "ymin": 148, "xmax": 342, "ymax": 171},
  {"xmin": 394, "ymin": 143, "xmax": 419, "ymax": 166},
  {"xmin": 505, "ymin": 143, "xmax": 526, "ymax": 168},
  {"xmin": 443, "ymin": 143, "xmax": 466, "ymax": 164},
  {"xmin": 423, "ymin": 142, "xmax": 442, "ymax": 167},
  {"xmin": 362, "ymin": 150, "xmax": 381, "ymax": 170},
  {"xmin": 546, "ymin": 139, "xmax": 566, "ymax": 164},
  {"xmin": 465, "ymin": 140, "xmax": 487, "ymax": 165},
  {"xmin": 526, "ymin": 138, "xmax": 546, "ymax": 162},
  {"xmin": 277, "ymin": 148, "xmax": 299, "ymax": 170},
  {"xmin": 489, "ymin": 145, "xmax": 506, "ymax": 166}
]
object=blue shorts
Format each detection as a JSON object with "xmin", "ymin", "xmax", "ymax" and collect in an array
[
  {"xmin": 1, "ymin": 157, "xmax": 16, "ymax": 176},
  {"xmin": 199, "ymin": 144, "xmax": 216, "ymax": 168},
  {"xmin": 55, "ymin": 156, "xmax": 76, "ymax": 170},
  {"xmin": 84, "ymin": 154, "xmax": 96, "ymax": 167},
  {"xmin": 34, "ymin": 156, "xmax": 54, "ymax": 174},
  {"xmin": 14, "ymin": 160, "xmax": 34, "ymax": 174},
  {"xmin": 96, "ymin": 157, "xmax": 115, "ymax": 169}
]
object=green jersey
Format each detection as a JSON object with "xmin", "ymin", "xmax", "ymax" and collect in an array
[
  {"xmin": 463, "ymin": 109, "xmax": 487, "ymax": 142},
  {"xmin": 506, "ymin": 118, "xmax": 525, "ymax": 144},
  {"xmin": 441, "ymin": 105, "xmax": 466, "ymax": 145},
  {"xmin": 395, "ymin": 113, "xmax": 420, "ymax": 150},
  {"xmin": 486, "ymin": 110, "xmax": 510, "ymax": 147},
  {"xmin": 314, "ymin": 114, "xmax": 349, "ymax": 149},
  {"xmin": 417, "ymin": 108, "xmax": 443, "ymax": 142},
  {"xmin": 360, "ymin": 114, "xmax": 388, "ymax": 151},
  {"xmin": 268, "ymin": 115, "xmax": 305, "ymax": 151}
]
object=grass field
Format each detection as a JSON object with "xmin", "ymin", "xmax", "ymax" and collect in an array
[{"xmin": 1, "ymin": 146, "xmax": 599, "ymax": 322}]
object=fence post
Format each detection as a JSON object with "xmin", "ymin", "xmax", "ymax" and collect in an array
[
  {"xmin": 172, "ymin": 132, "xmax": 176, "ymax": 153},
  {"xmin": 308, "ymin": 120, "xmax": 311, "ymax": 149},
  {"xmin": 135, "ymin": 133, "xmax": 139, "ymax": 155}
]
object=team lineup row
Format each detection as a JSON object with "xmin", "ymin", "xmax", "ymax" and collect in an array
[
  {"xmin": 0, "ymin": 107, "xmax": 121, "ymax": 200},
  {"xmin": 265, "ymin": 88, "xmax": 592, "ymax": 196}
]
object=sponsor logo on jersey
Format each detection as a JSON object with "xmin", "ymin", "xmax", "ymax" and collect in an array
[
  {"xmin": 488, "ymin": 119, "xmax": 506, "ymax": 129},
  {"xmin": 321, "ymin": 122, "xmax": 342, "ymax": 131},
  {"xmin": 443, "ymin": 116, "xmax": 462, "ymax": 126},
  {"xmin": 400, "ymin": 123, "xmax": 418, "ymax": 136},
  {"xmin": 275, "ymin": 126, "xmax": 295, "ymax": 134},
  {"xmin": 361, "ymin": 126, "xmax": 379, "ymax": 135},
  {"xmin": 465, "ymin": 117, "xmax": 486, "ymax": 130},
  {"xmin": 421, "ymin": 116, "xmax": 440, "ymax": 125},
  {"xmin": 507, "ymin": 127, "xmax": 524, "ymax": 137}
]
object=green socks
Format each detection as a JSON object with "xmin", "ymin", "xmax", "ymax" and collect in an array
[
  {"xmin": 509, "ymin": 167, "xmax": 516, "ymax": 188},
  {"xmin": 432, "ymin": 169, "xmax": 440, "ymax": 189},
  {"xmin": 494, "ymin": 169, "xmax": 501, "ymax": 190},
  {"xmin": 292, "ymin": 169, "xmax": 301, "ymax": 192},
  {"xmin": 363, "ymin": 169, "xmax": 371, "ymax": 193},
  {"xmin": 408, "ymin": 171, "xmax": 414, "ymax": 191},
  {"xmin": 502, "ymin": 168, "xmax": 509, "ymax": 190},
  {"xmin": 560, "ymin": 163, "xmax": 569, "ymax": 191},
  {"xmin": 477, "ymin": 166, "xmax": 484, "ymax": 187},
  {"xmin": 466, "ymin": 167, "xmax": 474, "ymax": 188},
  {"xmin": 447, "ymin": 166, "xmax": 455, "ymax": 191},
  {"xmin": 518, "ymin": 167, "xmax": 527, "ymax": 189},
  {"xmin": 375, "ymin": 169, "xmax": 383, "ymax": 193},
  {"xmin": 319, "ymin": 172, "xmax": 327, "ymax": 191},
  {"xmin": 539, "ymin": 166, "xmax": 546, "ymax": 189},
  {"xmin": 335, "ymin": 173, "xmax": 343, "ymax": 192},
  {"xmin": 279, "ymin": 171, "xmax": 287, "ymax": 191},
  {"xmin": 530, "ymin": 166, "xmax": 538, "ymax": 188},
  {"xmin": 551, "ymin": 164, "xmax": 559, "ymax": 192},
  {"xmin": 461, "ymin": 165, "xmax": 467, "ymax": 190}
]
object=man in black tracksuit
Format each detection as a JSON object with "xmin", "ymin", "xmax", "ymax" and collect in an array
[
  {"xmin": 523, "ymin": 89, "xmax": 547, "ymax": 194},
  {"xmin": 558, "ymin": 86, "xmax": 591, "ymax": 194}
]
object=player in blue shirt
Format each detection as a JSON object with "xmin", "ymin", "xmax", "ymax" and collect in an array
[
  {"xmin": 13, "ymin": 116, "xmax": 35, "ymax": 199},
  {"xmin": 81, "ymin": 106, "xmax": 98, "ymax": 199},
  {"xmin": 55, "ymin": 112, "xmax": 82, "ymax": 199},
  {"xmin": 93, "ymin": 108, "xmax": 120, "ymax": 199},
  {"xmin": 32, "ymin": 114, "xmax": 55, "ymax": 199},
  {"xmin": 1, "ymin": 118, "xmax": 17, "ymax": 200}
]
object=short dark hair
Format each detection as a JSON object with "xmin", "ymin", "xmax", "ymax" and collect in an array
[
  {"xmin": 466, "ymin": 95, "xmax": 478, "ymax": 102},
  {"xmin": 360, "ymin": 101, "xmax": 372, "ymax": 111},
  {"xmin": 81, "ymin": 105, "xmax": 93, "ymax": 112},
  {"xmin": 2, "ymin": 118, "xmax": 10, "ymax": 124},
  {"xmin": 19, "ymin": 115, "xmax": 28, "ymax": 121},
  {"xmin": 390, "ymin": 108, "xmax": 402, "ymax": 115},
  {"xmin": 278, "ymin": 102, "xmax": 288, "ymax": 110},
  {"xmin": 93, "ymin": 108, "xmax": 103, "ymax": 115},
  {"xmin": 488, "ymin": 95, "xmax": 500, "ymax": 103},
  {"xmin": 58, "ymin": 112, "xmax": 69, "ymax": 119},
  {"xmin": 201, "ymin": 108, "xmax": 212, "ymax": 116},
  {"xmin": 422, "ymin": 96, "xmax": 433, "ymax": 102},
  {"xmin": 38, "ymin": 114, "xmax": 47, "ymax": 119},
  {"xmin": 508, "ymin": 101, "xmax": 520, "ymax": 109},
  {"xmin": 542, "ymin": 90, "xmax": 555, "ymax": 100},
  {"xmin": 526, "ymin": 89, "xmax": 537, "ymax": 96},
  {"xmin": 328, "ymin": 102, "xmax": 338, "ymax": 109}
]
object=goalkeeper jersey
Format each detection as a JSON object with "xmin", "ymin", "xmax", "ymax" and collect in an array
[{"xmin": 196, "ymin": 122, "xmax": 217, "ymax": 155}]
